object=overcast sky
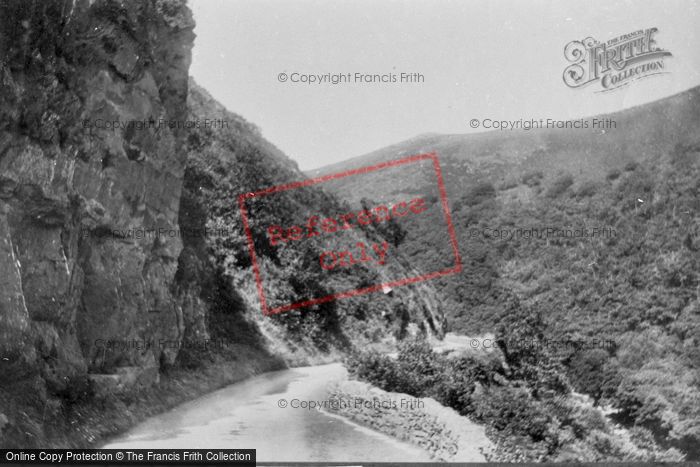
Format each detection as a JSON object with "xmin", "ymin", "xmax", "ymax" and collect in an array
[{"xmin": 189, "ymin": 0, "xmax": 700, "ymax": 170}]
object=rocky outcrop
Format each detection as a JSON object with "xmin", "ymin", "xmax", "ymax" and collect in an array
[
  {"xmin": 0, "ymin": 0, "xmax": 447, "ymax": 447},
  {"xmin": 0, "ymin": 0, "xmax": 193, "ymax": 395}
]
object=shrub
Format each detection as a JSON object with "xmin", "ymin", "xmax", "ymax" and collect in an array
[
  {"xmin": 464, "ymin": 182, "xmax": 497, "ymax": 206},
  {"xmin": 498, "ymin": 177, "xmax": 519, "ymax": 190},
  {"xmin": 567, "ymin": 349, "xmax": 621, "ymax": 404},
  {"xmin": 472, "ymin": 386, "xmax": 556, "ymax": 443},
  {"xmin": 607, "ymin": 168, "xmax": 622, "ymax": 180},
  {"xmin": 624, "ymin": 161, "xmax": 639, "ymax": 171},
  {"xmin": 360, "ymin": 198, "xmax": 407, "ymax": 246},
  {"xmin": 346, "ymin": 350, "xmax": 403, "ymax": 392},
  {"xmin": 575, "ymin": 181, "xmax": 598, "ymax": 198},
  {"xmin": 348, "ymin": 336, "xmax": 559, "ymax": 450},
  {"xmin": 522, "ymin": 170, "xmax": 544, "ymax": 187},
  {"xmin": 546, "ymin": 173, "xmax": 574, "ymax": 198}
]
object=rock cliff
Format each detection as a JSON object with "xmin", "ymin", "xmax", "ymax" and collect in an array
[
  {"xmin": 0, "ymin": 0, "xmax": 445, "ymax": 446},
  {"xmin": 0, "ymin": 0, "xmax": 194, "ymax": 393}
]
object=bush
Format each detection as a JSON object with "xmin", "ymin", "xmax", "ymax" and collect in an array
[
  {"xmin": 464, "ymin": 182, "xmax": 497, "ymax": 206},
  {"xmin": 546, "ymin": 173, "xmax": 574, "ymax": 198},
  {"xmin": 575, "ymin": 181, "xmax": 598, "ymax": 198},
  {"xmin": 624, "ymin": 161, "xmax": 639, "ymax": 171},
  {"xmin": 360, "ymin": 198, "xmax": 407, "ymax": 247},
  {"xmin": 348, "ymin": 336, "xmax": 559, "ymax": 450},
  {"xmin": 607, "ymin": 168, "xmax": 622, "ymax": 180},
  {"xmin": 435, "ymin": 352, "xmax": 504, "ymax": 415},
  {"xmin": 346, "ymin": 350, "xmax": 404, "ymax": 392},
  {"xmin": 522, "ymin": 170, "xmax": 544, "ymax": 187},
  {"xmin": 473, "ymin": 386, "xmax": 556, "ymax": 443},
  {"xmin": 567, "ymin": 349, "xmax": 621, "ymax": 404},
  {"xmin": 347, "ymin": 323, "xmax": 681, "ymax": 461},
  {"xmin": 498, "ymin": 177, "xmax": 519, "ymax": 190}
]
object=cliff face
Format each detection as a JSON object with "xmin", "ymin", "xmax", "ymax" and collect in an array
[
  {"xmin": 0, "ymin": 0, "xmax": 446, "ymax": 446},
  {"xmin": 0, "ymin": 0, "xmax": 194, "ymax": 394}
]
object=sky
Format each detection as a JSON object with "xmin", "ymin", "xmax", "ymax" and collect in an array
[{"xmin": 189, "ymin": 0, "xmax": 700, "ymax": 170}]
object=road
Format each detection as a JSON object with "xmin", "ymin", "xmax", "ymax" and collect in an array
[{"xmin": 103, "ymin": 363, "xmax": 432, "ymax": 462}]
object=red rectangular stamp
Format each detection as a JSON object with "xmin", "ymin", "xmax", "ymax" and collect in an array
[{"xmin": 237, "ymin": 152, "xmax": 461, "ymax": 315}]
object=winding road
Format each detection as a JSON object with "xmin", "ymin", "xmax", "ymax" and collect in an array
[{"xmin": 103, "ymin": 363, "xmax": 432, "ymax": 462}]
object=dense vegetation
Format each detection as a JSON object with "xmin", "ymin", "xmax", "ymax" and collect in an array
[
  {"xmin": 181, "ymin": 82, "xmax": 446, "ymax": 359},
  {"xmin": 347, "ymin": 336, "xmax": 686, "ymax": 461},
  {"xmin": 374, "ymin": 142, "xmax": 699, "ymax": 460}
]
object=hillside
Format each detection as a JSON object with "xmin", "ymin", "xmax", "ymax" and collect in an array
[
  {"xmin": 179, "ymin": 81, "xmax": 447, "ymax": 361},
  {"xmin": 312, "ymin": 88, "xmax": 700, "ymax": 459},
  {"xmin": 311, "ymin": 85, "xmax": 700, "ymax": 185}
]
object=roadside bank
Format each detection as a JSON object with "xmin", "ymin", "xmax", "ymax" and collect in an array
[{"xmin": 325, "ymin": 379, "xmax": 494, "ymax": 461}]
